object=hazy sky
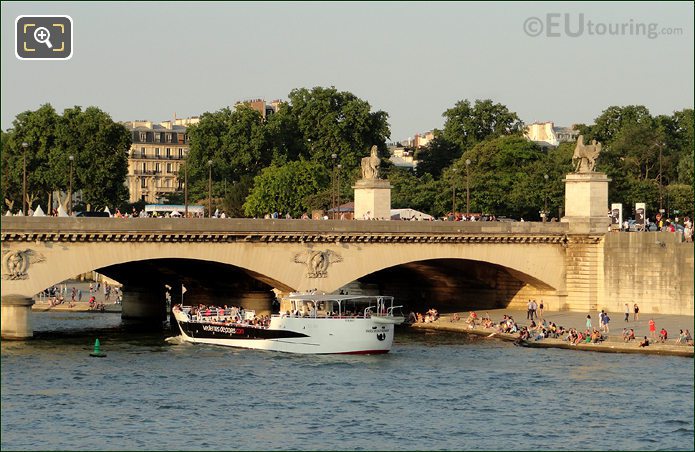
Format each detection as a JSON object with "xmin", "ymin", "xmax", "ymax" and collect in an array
[{"xmin": 2, "ymin": 1, "xmax": 693, "ymax": 141}]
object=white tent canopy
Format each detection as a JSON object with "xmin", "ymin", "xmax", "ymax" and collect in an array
[
  {"xmin": 390, "ymin": 208, "xmax": 434, "ymax": 221},
  {"xmin": 57, "ymin": 205, "xmax": 69, "ymax": 217},
  {"xmin": 33, "ymin": 205, "xmax": 45, "ymax": 216},
  {"xmin": 145, "ymin": 204, "xmax": 204, "ymax": 215}
]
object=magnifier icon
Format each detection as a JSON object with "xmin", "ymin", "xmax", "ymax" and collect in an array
[{"xmin": 33, "ymin": 27, "xmax": 53, "ymax": 49}]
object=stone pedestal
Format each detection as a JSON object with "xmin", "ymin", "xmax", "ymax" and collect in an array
[
  {"xmin": 1, "ymin": 295, "xmax": 35, "ymax": 339},
  {"xmin": 353, "ymin": 179, "xmax": 391, "ymax": 220},
  {"xmin": 561, "ymin": 172, "xmax": 611, "ymax": 233}
]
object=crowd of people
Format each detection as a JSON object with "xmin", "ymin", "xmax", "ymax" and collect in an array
[
  {"xmin": 185, "ymin": 304, "xmax": 272, "ymax": 328},
  {"xmin": 416, "ymin": 307, "xmax": 694, "ymax": 349},
  {"xmin": 408, "ymin": 308, "xmax": 440, "ymax": 324}
]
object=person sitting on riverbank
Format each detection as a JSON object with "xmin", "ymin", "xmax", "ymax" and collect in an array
[
  {"xmin": 638, "ymin": 336, "xmax": 650, "ymax": 347},
  {"xmin": 659, "ymin": 328, "xmax": 668, "ymax": 343},
  {"xmin": 683, "ymin": 329, "xmax": 694, "ymax": 346},
  {"xmin": 426, "ymin": 308, "xmax": 439, "ymax": 322},
  {"xmin": 450, "ymin": 313, "xmax": 461, "ymax": 322},
  {"xmin": 481, "ymin": 317, "xmax": 495, "ymax": 329},
  {"xmin": 572, "ymin": 331, "xmax": 585, "ymax": 345},
  {"xmin": 514, "ymin": 327, "xmax": 530, "ymax": 345},
  {"xmin": 590, "ymin": 329, "xmax": 604, "ymax": 344},
  {"xmin": 465, "ymin": 311, "xmax": 478, "ymax": 327},
  {"xmin": 624, "ymin": 328, "xmax": 636, "ymax": 342}
]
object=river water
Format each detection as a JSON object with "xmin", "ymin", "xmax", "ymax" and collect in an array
[{"xmin": 1, "ymin": 312, "xmax": 693, "ymax": 450}]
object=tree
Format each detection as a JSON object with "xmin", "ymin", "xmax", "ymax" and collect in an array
[
  {"xmin": 456, "ymin": 136, "xmax": 547, "ymax": 219},
  {"xmin": 56, "ymin": 106, "xmax": 130, "ymax": 209},
  {"xmin": 185, "ymin": 106, "xmax": 270, "ymax": 203},
  {"xmin": 2, "ymin": 104, "xmax": 130, "ymax": 212},
  {"xmin": 441, "ymin": 99, "xmax": 523, "ymax": 152},
  {"xmin": 582, "ymin": 105, "xmax": 653, "ymax": 144},
  {"xmin": 413, "ymin": 136, "xmax": 461, "ymax": 178},
  {"xmin": 223, "ymin": 174, "xmax": 254, "ymax": 218},
  {"xmin": 243, "ymin": 160, "xmax": 330, "ymax": 217},
  {"xmin": 286, "ymin": 86, "xmax": 391, "ymax": 169}
]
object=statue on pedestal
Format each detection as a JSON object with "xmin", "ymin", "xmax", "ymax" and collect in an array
[
  {"xmin": 572, "ymin": 135, "xmax": 602, "ymax": 173},
  {"xmin": 360, "ymin": 145, "xmax": 380, "ymax": 180}
]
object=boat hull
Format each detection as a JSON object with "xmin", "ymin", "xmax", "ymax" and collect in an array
[{"xmin": 173, "ymin": 311, "xmax": 395, "ymax": 354}]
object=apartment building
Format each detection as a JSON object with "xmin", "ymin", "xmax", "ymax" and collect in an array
[{"xmin": 123, "ymin": 117, "xmax": 199, "ymax": 203}]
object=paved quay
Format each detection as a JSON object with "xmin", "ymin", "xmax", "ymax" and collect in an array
[
  {"xmin": 410, "ymin": 308, "xmax": 694, "ymax": 358},
  {"xmin": 32, "ymin": 280, "xmax": 122, "ymax": 313}
]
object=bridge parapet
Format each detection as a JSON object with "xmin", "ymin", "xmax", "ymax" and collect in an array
[{"xmin": 1, "ymin": 217, "xmax": 570, "ymax": 243}]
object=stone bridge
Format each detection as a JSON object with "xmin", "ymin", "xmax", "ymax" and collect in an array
[
  {"xmin": 0, "ymin": 218, "xmax": 580, "ymax": 335},
  {"xmin": 2, "ymin": 216, "xmax": 692, "ymax": 339}
]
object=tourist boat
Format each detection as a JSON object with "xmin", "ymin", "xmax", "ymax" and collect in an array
[{"xmin": 171, "ymin": 293, "xmax": 404, "ymax": 354}]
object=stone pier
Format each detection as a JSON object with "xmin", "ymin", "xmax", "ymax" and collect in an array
[{"xmin": 1, "ymin": 295, "xmax": 35, "ymax": 339}]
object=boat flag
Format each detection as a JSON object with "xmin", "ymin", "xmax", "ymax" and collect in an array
[{"xmin": 181, "ymin": 284, "xmax": 187, "ymax": 295}]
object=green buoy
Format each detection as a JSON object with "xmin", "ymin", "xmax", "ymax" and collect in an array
[{"xmin": 89, "ymin": 338, "xmax": 107, "ymax": 357}]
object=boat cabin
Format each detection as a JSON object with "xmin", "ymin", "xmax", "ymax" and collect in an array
[{"xmin": 279, "ymin": 294, "xmax": 396, "ymax": 319}]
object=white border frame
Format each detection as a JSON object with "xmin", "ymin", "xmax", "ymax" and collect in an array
[{"xmin": 15, "ymin": 15, "xmax": 73, "ymax": 61}]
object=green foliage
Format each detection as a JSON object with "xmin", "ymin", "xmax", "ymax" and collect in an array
[
  {"xmin": 456, "ymin": 136, "xmax": 549, "ymax": 218},
  {"xmin": 2, "ymin": 104, "xmax": 130, "ymax": 211},
  {"xmin": 441, "ymin": 99, "xmax": 523, "ymax": 151},
  {"xmin": 287, "ymin": 86, "xmax": 391, "ymax": 168},
  {"xmin": 588, "ymin": 106, "xmax": 693, "ymax": 216},
  {"xmin": 184, "ymin": 106, "xmax": 269, "ymax": 203},
  {"xmin": 413, "ymin": 136, "xmax": 461, "ymax": 178},
  {"xmin": 388, "ymin": 168, "xmax": 448, "ymax": 216},
  {"xmin": 184, "ymin": 87, "xmax": 390, "ymax": 213},
  {"xmin": 665, "ymin": 184, "xmax": 694, "ymax": 218},
  {"xmin": 223, "ymin": 174, "xmax": 254, "ymax": 218},
  {"xmin": 243, "ymin": 160, "xmax": 329, "ymax": 217}
]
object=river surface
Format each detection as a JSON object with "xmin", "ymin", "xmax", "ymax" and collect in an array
[{"xmin": 1, "ymin": 312, "xmax": 693, "ymax": 450}]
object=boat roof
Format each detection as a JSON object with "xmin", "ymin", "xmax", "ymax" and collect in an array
[{"xmin": 286, "ymin": 294, "xmax": 391, "ymax": 302}]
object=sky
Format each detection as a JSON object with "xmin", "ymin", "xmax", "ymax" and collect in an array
[{"xmin": 1, "ymin": 1, "xmax": 693, "ymax": 142}]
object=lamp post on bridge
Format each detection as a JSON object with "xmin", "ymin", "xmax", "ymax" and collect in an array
[
  {"xmin": 183, "ymin": 158, "xmax": 188, "ymax": 218},
  {"xmin": 21, "ymin": 142, "xmax": 28, "ymax": 216},
  {"xmin": 336, "ymin": 163, "xmax": 342, "ymax": 219},
  {"xmin": 331, "ymin": 153, "xmax": 337, "ymax": 219},
  {"xmin": 207, "ymin": 159, "xmax": 213, "ymax": 218},
  {"xmin": 68, "ymin": 155, "xmax": 74, "ymax": 216},
  {"xmin": 541, "ymin": 174, "xmax": 549, "ymax": 222},
  {"xmin": 451, "ymin": 168, "xmax": 457, "ymax": 219},
  {"xmin": 465, "ymin": 159, "xmax": 471, "ymax": 217}
]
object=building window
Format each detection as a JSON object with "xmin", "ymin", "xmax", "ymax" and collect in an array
[
  {"xmin": 140, "ymin": 147, "xmax": 146, "ymax": 158},
  {"xmin": 178, "ymin": 148, "xmax": 184, "ymax": 158},
  {"xmin": 140, "ymin": 178, "xmax": 147, "ymax": 188},
  {"xmin": 166, "ymin": 148, "xmax": 171, "ymax": 158},
  {"xmin": 155, "ymin": 148, "xmax": 160, "ymax": 158},
  {"xmin": 166, "ymin": 163, "xmax": 172, "ymax": 174},
  {"xmin": 153, "ymin": 132, "xmax": 160, "ymax": 143},
  {"xmin": 164, "ymin": 179, "xmax": 170, "ymax": 188},
  {"xmin": 139, "ymin": 132, "xmax": 146, "ymax": 142},
  {"xmin": 141, "ymin": 162, "xmax": 147, "ymax": 173},
  {"xmin": 155, "ymin": 163, "xmax": 161, "ymax": 174},
  {"xmin": 166, "ymin": 133, "xmax": 172, "ymax": 143}
]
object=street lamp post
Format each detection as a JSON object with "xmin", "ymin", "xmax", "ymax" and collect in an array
[
  {"xmin": 465, "ymin": 159, "xmax": 471, "ymax": 217},
  {"xmin": 658, "ymin": 142, "xmax": 664, "ymax": 212},
  {"xmin": 21, "ymin": 142, "xmax": 28, "ymax": 216},
  {"xmin": 207, "ymin": 159, "xmax": 213, "ymax": 218},
  {"xmin": 543, "ymin": 173, "xmax": 549, "ymax": 222},
  {"xmin": 336, "ymin": 163, "xmax": 342, "ymax": 219},
  {"xmin": 451, "ymin": 168, "xmax": 457, "ymax": 218},
  {"xmin": 331, "ymin": 153, "xmax": 337, "ymax": 219},
  {"xmin": 68, "ymin": 155, "xmax": 74, "ymax": 215},
  {"xmin": 183, "ymin": 159, "xmax": 188, "ymax": 218}
]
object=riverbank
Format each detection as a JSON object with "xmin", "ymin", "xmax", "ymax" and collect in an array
[
  {"xmin": 32, "ymin": 301, "xmax": 122, "ymax": 313},
  {"xmin": 410, "ymin": 309, "xmax": 694, "ymax": 358}
]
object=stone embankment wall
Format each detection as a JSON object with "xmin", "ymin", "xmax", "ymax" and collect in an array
[{"xmin": 602, "ymin": 232, "xmax": 694, "ymax": 316}]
